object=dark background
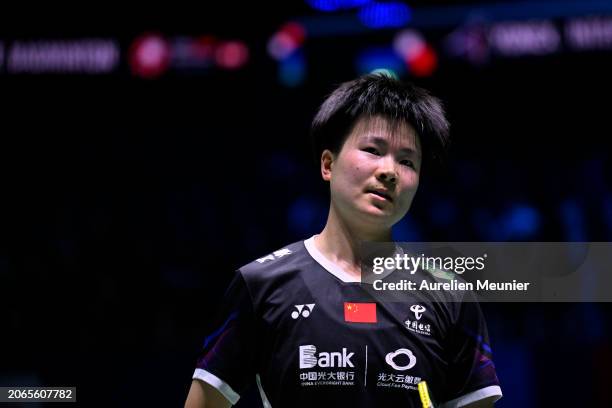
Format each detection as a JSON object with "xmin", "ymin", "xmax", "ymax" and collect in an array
[{"xmin": 1, "ymin": 2, "xmax": 612, "ymax": 406}]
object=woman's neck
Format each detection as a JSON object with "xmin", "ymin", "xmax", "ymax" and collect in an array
[{"xmin": 314, "ymin": 207, "xmax": 392, "ymax": 278}]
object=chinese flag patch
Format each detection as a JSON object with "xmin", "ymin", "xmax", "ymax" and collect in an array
[{"xmin": 344, "ymin": 302, "xmax": 377, "ymax": 323}]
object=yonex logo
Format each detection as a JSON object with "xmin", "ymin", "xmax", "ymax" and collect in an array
[
  {"xmin": 299, "ymin": 345, "xmax": 355, "ymax": 369},
  {"xmin": 256, "ymin": 248, "xmax": 293, "ymax": 263},
  {"xmin": 385, "ymin": 348, "xmax": 417, "ymax": 371},
  {"xmin": 410, "ymin": 304, "xmax": 426, "ymax": 320},
  {"xmin": 291, "ymin": 304, "xmax": 315, "ymax": 319}
]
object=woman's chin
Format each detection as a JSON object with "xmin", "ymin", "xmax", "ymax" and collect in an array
[{"xmin": 357, "ymin": 205, "xmax": 397, "ymax": 225}]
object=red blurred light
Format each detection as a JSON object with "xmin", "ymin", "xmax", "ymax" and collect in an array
[
  {"xmin": 268, "ymin": 32, "xmax": 299, "ymax": 60},
  {"xmin": 215, "ymin": 41, "xmax": 249, "ymax": 69},
  {"xmin": 281, "ymin": 22, "xmax": 306, "ymax": 46},
  {"xmin": 408, "ymin": 44, "xmax": 437, "ymax": 77},
  {"xmin": 128, "ymin": 34, "xmax": 170, "ymax": 79}
]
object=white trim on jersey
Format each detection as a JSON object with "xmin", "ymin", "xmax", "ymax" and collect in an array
[
  {"xmin": 256, "ymin": 374, "xmax": 272, "ymax": 408},
  {"xmin": 439, "ymin": 385, "xmax": 503, "ymax": 408},
  {"xmin": 305, "ymin": 235, "xmax": 401, "ymax": 283},
  {"xmin": 304, "ymin": 235, "xmax": 360, "ymax": 282},
  {"xmin": 193, "ymin": 368, "xmax": 240, "ymax": 405}
]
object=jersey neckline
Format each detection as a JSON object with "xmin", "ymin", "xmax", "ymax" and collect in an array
[{"xmin": 304, "ymin": 235, "xmax": 361, "ymax": 283}]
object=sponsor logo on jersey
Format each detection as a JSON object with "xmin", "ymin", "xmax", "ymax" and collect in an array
[
  {"xmin": 405, "ymin": 318, "xmax": 432, "ymax": 336},
  {"xmin": 299, "ymin": 345, "xmax": 355, "ymax": 368},
  {"xmin": 376, "ymin": 347, "xmax": 421, "ymax": 391},
  {"xmin": 291, "ymin": 304, "xmax": 315, "ymax": 319},
  {"xmin": 344, "ymin": 302, "xmax": 377, "ymax": 323},
  {"xmin": 256, "ymin": 248, "xmax": 293, "ymax": 263},
  {"xmin": 410, "ymin": 304, "xmax": 426, "ymax": 320},
  {"xmin": 405, "ymin": 304, "xmax": 432, "ymax": 336},
  {"xmin": 385, "ymin": 348, "xmax": 417, "ymax": 371}
]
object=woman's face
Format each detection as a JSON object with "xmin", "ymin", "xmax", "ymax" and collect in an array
[{"xmin": 323, "ymin": 115, "xmax": 422, "ymax": 232}]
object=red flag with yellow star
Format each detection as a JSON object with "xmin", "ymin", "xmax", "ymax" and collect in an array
[{"xmin": 344, "ymin": 302, "xmax": 377, "ymax": 323}]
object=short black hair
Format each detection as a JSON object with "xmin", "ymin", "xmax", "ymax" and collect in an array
[{"xmin": 310, "ymin": 73, "xmax": 450, "ymax": 167}]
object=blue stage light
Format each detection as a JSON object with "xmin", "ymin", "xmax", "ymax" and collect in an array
[
  {"xmin": 288, "ymin": 196, "xmax": 327, "ymax": 235},
  {"xmin": 358, "ymin": 2, "xmax": 411, "ymax": 28},
  {"xmin": 279, "ymin": 51, "xmax": 306, "ymax": 87},
  {"xmin": 307, "ymin": 0, "xmax": 372, "ymax": 12},
  {"xmin": 502, "ymin": 203, "xmax": 541, "ymax": 239}
]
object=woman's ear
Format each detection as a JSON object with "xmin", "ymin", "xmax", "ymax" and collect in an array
[{"xmin": 320, "ymin": 149, "xmax": 334, "ymax": 181}]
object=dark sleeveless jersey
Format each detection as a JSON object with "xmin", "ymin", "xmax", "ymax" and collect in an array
[{"xmin": 193, "ymin": 237, "xmax": 502, "ymax": 407}]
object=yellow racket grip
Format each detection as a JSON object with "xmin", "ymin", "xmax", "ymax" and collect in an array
[{"xmin": 418, "ymin": 380, "xmax": 434, "ymax": 408}]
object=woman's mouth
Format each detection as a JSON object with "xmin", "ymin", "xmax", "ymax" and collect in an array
[{"xmin": 367, "ymin": 189, "xmax": 393, "ymax": 202}]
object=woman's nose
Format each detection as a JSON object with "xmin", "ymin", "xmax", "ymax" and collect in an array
[{"xmin": 376, "ymin": 159, "xmax": 398, "ymax": 184}]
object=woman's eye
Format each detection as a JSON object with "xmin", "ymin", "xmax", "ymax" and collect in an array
[
  {"xmin": 364, "ymin": 147, "xmax": 380, "ymax": 155},
  {"xmin": 400, "ymin": 159, "xmax": 415, "ymax": 168}
]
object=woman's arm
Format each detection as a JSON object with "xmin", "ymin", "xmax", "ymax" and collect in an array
[{"xmin": 185, "ymin": 379, "xmax": 231, "ymax": 408}]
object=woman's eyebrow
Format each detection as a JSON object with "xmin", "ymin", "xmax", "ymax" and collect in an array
[{"xmin": 364, "ymin": 135, "xmax": 420, "ymax": 156}]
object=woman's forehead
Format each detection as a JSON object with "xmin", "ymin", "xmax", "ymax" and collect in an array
[{"xmin": 349, "ymin": 115, "xmax": 420, "ymax": 149}]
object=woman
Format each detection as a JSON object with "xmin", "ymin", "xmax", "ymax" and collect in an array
[{"xmin": 186, "ymin": 73, "xmax": 502, "ymax": 407}]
